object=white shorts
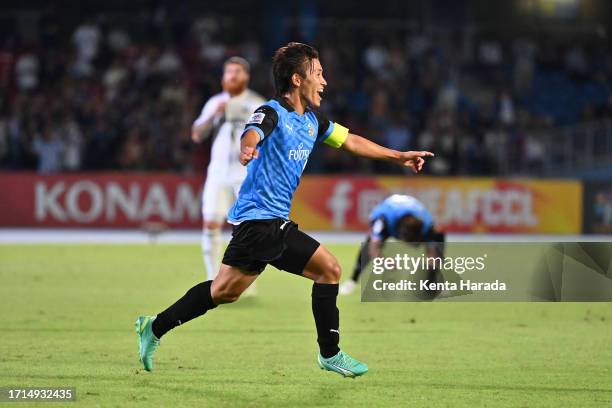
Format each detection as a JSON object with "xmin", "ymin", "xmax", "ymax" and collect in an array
[{"xmin": 201, "ymin": 179, "xmax": 242, "ymax": 224}]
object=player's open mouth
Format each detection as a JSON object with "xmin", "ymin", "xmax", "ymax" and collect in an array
[{"xmin": 318, "ymin": 89, "xmax": 324, "ymax": 99}]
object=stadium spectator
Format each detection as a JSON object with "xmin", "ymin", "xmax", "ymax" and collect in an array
[
  {"xmin": 32, "ymin": 127, "xmax": 64, "ymax": 173},
  {"xmin": 15, "ymin": 53, "xmax": 39, "ymax": 92},
  {"xmin": 72, "ymin": 20, "xmax": 101, "ymax": 64},
  {"xmin": 62, "ymin": 115, "xmax": 84, "ymax": 171}
]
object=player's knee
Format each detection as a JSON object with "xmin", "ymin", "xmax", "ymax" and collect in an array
[
  {"xmin": 203, "ymin": 220, "xmax": 221, "ymax": 230},
  {"xmin": 321, "ymin": 258, "xmax": 342, "ymax": 284}
]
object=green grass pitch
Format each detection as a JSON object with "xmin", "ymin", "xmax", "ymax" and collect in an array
[{"xmin": 1, "ymin": 243, "xmax": 611, "ymax": 407}]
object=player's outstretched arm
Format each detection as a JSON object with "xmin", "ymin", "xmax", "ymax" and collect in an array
[
  {"xmin": 341, "ymin": 133, "xmax": 434, "ymax": 173},
  {"xmin": 368, "ymin": 239, "xmax": 384, "ymax": 259},
  {"xmin": 239, "ymin": 129, "xmax": 261, "ymax": 166},
  {"xmin": 191, "ymin": 123, "xmax": 212, "ymax": 143},
  {"xmin": 192, "ymin": 100, "xmax": 226, "ymax": 143},
  {"xmin": 426, "ymin": 229, "xmax": 446, "ymax": 259}
]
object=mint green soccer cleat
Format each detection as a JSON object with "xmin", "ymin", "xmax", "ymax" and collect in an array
[
  {"xmin": 134, "ymin": 315, "xmax": 160, "ymax": 371},
  {"xmin": 318, "ymin": 351, "xmax": 369, "ymax": 378}
]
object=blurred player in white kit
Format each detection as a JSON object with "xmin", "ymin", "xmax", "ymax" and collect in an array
[{"xmin": 192, "ymin": 57, "xmax": 265, "ymax": 281}]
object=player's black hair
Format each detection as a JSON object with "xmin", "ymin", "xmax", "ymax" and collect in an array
[
  {"xmin": 272, "ymin": 42, "xmax": 319, "ymax": 96},
  {"xmin": 396, "ymin": 215, "xmax": 424, "ymax": 243}
]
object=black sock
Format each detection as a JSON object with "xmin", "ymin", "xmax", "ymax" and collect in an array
[
  {"xmin": 312, "ymin": 282, "xmax": 340, "ymax": 358},
  {"xmin": 151, "ymin": 280, "xmax": 217, "ymax": 339},
  {"xmin": 351, "ymin": 240, "xmax": 371, "ymax": 282}
]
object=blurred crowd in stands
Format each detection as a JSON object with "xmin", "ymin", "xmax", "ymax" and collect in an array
[{"xmin": 1, "ymin": 5, "xmax": 612, "ymax": 175}]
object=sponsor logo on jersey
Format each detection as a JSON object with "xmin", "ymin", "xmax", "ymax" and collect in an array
[
  {"xmin": 247, "ymin": 112, "xmax": 265, "ymax": 125},
  {"xmin": 288, "ymin": 143, "xmax": 310, "ymax": 161}
]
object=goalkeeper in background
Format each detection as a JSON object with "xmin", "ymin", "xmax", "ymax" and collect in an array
[{"xmin": 340, "ymin": 194, "xmax": 445, "ymax": 295}]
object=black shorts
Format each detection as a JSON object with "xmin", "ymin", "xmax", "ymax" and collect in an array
[{"xmin": 222, "ymin": 219, "xmax": 320, "ymax": 275}]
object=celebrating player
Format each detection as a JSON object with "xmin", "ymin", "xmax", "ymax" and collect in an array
[
  {"xmin": 192, "ymin": 57, "xmax": 265, "ymax": 280},
  {"xmin": 135, "ymin": 43, "xmax": 434, "ymax": 378},
  {"xmin": 339, "ymin": 194, "xmax": 445, "ymax": 296}
]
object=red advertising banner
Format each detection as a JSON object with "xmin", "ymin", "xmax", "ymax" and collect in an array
[
  {"xmin": 0, "ymin": 173, "xmax": 204, "ymax": 228},
  {"xmin": 0, "ymin": 173, "xmax": 582, "ymax": 233}
]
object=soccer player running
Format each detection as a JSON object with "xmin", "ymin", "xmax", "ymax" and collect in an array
[
  {"xmin": 135, "ymin": 43, "xmax": 434, "ymax": 378},
  {"xmin": 192, "ymin": 57, "xmax": 265, "ymax": 280},
  {"xmin": 339, "ymin": 194, "xmax": 445, "ymax": 296}
]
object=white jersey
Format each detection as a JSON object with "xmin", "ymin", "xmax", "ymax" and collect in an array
[{"xmin": 194, "ymin": 89, "xmax": 265, "ymax": 184}]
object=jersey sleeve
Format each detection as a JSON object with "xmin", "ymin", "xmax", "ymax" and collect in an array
[
  {"xmin": 242, "ymin": 105, "xmax": 278, "ymax": 142},
  {"xmin": 370, "ymin": 217, "xmax": 390, "ymax": 242},
  {"xmin": 193, "ymin": 95, "xmax": 222, "ymax": 127},
  {"xmin": 314, "ymin": 111, "xmax": 349, "ymax": 148}
]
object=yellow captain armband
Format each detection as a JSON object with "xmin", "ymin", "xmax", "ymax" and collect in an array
[{"xmin": 323, "ymin": 122, "xmax": 349, "ymax": 148}]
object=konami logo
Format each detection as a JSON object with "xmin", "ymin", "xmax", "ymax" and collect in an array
[{"xmin": 34, "ymin": 180, "xmax": 201, "ymax": 224}]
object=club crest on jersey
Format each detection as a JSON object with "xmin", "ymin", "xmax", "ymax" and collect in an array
[
  {"xmin": 308, "ymin": 122, "xmax": 315, "ymax": 137},
  {"xmin": 247, "ymin": 112, "xmax": 265, "ymax": 125}
]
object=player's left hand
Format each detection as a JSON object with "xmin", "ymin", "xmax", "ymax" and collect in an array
[
  {"xmin": 240, "ymin": 145, "xmax": 259, "ymax": 166},
  {"xmin": 397, "ymin": 151, "xmax": 434, "ymax": 173}
]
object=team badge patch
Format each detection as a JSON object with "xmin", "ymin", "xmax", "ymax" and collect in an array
[
  {"xmin": 308, "ymin": 123, "xmax": 314, "ymax": 137},
  {"xmin": 247, "ymin": 112, "xmax": 265, "ymax": 125}
]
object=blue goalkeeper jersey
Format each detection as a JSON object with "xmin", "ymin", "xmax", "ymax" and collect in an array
[
  {"xmin": 228, "ymin": 97, "xmax": 349, "ymax": 223},
  {"xmin": 369, "ymin": 194, "xmax": 434, "ymax": 240}
]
